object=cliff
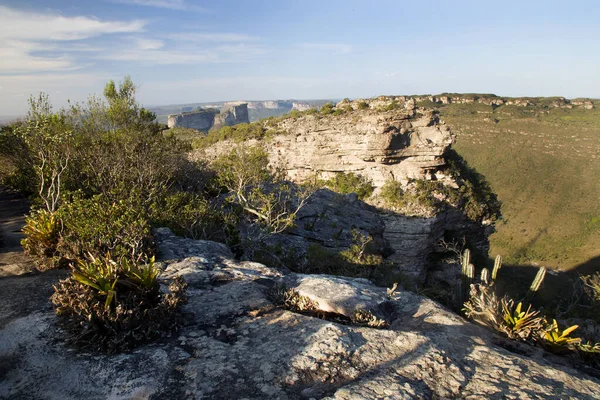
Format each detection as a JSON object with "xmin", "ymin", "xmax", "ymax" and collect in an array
[
  {"xmin": 167, "ymin": 103, "xmax": 249, "ymax": 131},
  {"xmin": 196, "ymin": 97, "xmax": 497, "ymax": 284}
]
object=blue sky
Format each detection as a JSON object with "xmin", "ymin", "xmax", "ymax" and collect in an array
[{"xmin": 1, "ymin": 0, "xmax": 599, "ymax": 116}]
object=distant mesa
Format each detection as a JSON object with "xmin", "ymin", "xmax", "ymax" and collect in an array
[{"xmin": 168, "ymin": 103, "xmax": 249, "ymax": 131}]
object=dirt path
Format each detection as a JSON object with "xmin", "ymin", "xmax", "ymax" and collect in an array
[{"xmin": 0, "ymin": 187, "xmax": 35, "ymax": 276}]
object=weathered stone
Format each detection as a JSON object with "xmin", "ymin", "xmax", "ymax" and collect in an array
[
  {"xmin": 1, "ymin": 233, "xmax": 599, "ymax": 399},
  {"xmin": 168, "ymin": 103, "xmax": 249, "ymax": 131}
]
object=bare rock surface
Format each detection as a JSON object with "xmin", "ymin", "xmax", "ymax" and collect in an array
[
  {"xmin": 1, "ymin": 229, "xmax": 599, "ymax": 399},
  {"xmin": 0, "ymin": 187, "xmax": 34, "ymax": 277}
]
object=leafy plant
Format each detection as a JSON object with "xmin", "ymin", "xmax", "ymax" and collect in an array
[
  {"xmin": 541, "ymin": 319, "xmax": 581, "ymax": 350},
  {"xmin": 322, "ymin": 172, "xmax": 374, "ymax": 200},
  {"xmin": 352, "ymin": 309, "xmax": 389, "ymax": 328},
  {"xmin": 501, "ymin": 299, "xmax": 545, "ymax": 341},
  {"xmin": 72, "ymin": 255, "xmax": 119, "ymax": 310},
  {"xmin": 57, "ymin": 194, "xmax": 153, "ymax": 262},
  {"xmin": 21, "ymin": 209, "xmax": 63, "ymax": 270},
  {"xmin": 357, "ymin": 101, "xmax": 369, "ymax": 110}
]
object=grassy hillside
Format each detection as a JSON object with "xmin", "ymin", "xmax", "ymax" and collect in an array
[{"xmin": 428, "ymin": 100, "xmax": 600, "ymax": 270}]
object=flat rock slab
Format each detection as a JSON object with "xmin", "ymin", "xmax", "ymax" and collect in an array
[
  {"xmin": 286, "ymin": 274, "xmax": 388, "ymax": 318},
  {"xmin": 1, "ymin": 231, "xmax": 599, "ymax": 399}
]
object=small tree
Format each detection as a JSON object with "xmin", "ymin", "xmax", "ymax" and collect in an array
[
  {"xmin": 17, "ymin": 93, "xmax": 74, "ymax": 212},
  {"xmin": 212, "ymin": 146, "xmax": 312, "ymax": 234}
]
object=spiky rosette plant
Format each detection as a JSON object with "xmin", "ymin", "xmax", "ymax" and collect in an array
[{"xmin": 52, "ymin": 254, "xmax": 187, "ymax": 353}]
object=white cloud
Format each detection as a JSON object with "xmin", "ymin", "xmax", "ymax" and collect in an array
[
  {"xmin": 0, "ymin": 6, "xmax": 145, "ymax": 42},
  {"xmin": 167, "ymin": 33, "xmax": 258, "ymax": 42},
  {"xmin": 100, "ymin": 37, "xmax": 267, "ymax": 65},
  {"xmin": 135, "ymin": 38, "xmax": 166, "ymax": 50},
  {"xmin": 299, "ymin": 43, "xmax": 352, "ymax": 55},
  {"xmin": 109, "ymin": 0, "xmax": 207, "ymax": 11},
  {"xmin": 0, "ymin": 6, "xmax": 146, "ymax": 74}
]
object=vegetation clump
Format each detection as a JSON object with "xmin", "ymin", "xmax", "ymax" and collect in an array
[
  {"xmin": 321, "ymin": 172, "xmax": 374, "ymax": 200},
  {"xmin": 462, "ymin": 253, "xmax": 599, "ymax": 363},
  {"xmin": 4, "ymin": 77, "xmax": 201, "ymax": 352},
  {"xmin": 267, "ymin": 284, "xmax": 388, "ymax": 328},
  {"xmin": 52, "ymin": 254, "xmax": 187, "ymax": 353}
]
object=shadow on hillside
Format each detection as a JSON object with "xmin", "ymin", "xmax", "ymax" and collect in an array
[{"xmin": 486, "ymin": 255, "xmax": 600, "ymax": 319}]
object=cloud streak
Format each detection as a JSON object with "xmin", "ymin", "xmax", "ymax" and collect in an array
[
  {"xmin": 0, "ymin": 5, "xmax": 146, "ymax": 74},
  {"xmin": 109, "ymin": 0, "xmax": 207, "ymax": 12},
  {"xmin": 299, "ymin": 43, "xmax": 352, "ymax": 54}
]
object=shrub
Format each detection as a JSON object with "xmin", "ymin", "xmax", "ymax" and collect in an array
[
  {"xmin": 357, "ymin": 101, "xmax": 369, "ymax": 110},
  {"xmin": 21, "ymin": 209, "xmax": 63, "ymax": 270},
  {"xmin": 463, "ymin": 284, "xmax": 545, "ymax": 342},
  {"xmin": 379, "ymin": 179, "xmax": 440, "ymax": 216},
  {"xmin": 0, "ymin": 124, "xmax": 35, "ymax": 193},
  {"xmin": 211, "ymin": 146, "xmax": 312, "ymax": 235},
  {"xmin": 323, "ymin": 172, "xmax": 374, "ymax": 200},
  {"xmin": 52, "ymin": 254, "xmax": 187, "ymax": 353},
  {"xmin": 582, "ymin": 272, "xmax": 600, "ymax": 302},
  {"xmin": 384, "ymin": 100, "xmax": 402, "ymax": 111},
  {"xmin": 57, "ymin": 194, "xmax": 153, "ymax": 262},
  {"xmin": 320, "ymin": 103, "xmax": 335, "ymax": 115},
  {"xmin": 149, "ymin": 192, "xmax": 237, "ymax": 244},
  {"xmin": 192, "ymin": 122, "xmax": 272, "ymax": 149}
]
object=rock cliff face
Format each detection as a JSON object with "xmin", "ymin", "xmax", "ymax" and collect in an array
[
  {"xmin": 168, "ymin": 104, "xmax": 249, "ymax": 131},
  {"xmin": 2, "ymin": 230, "xmax": 598, "ymax": 399},
  {"xmin": 213, "ymin": 103, "xmax": 249, "ymax": 130},
  {"xmin": 268, "ymin": 98, "xmax": 452, "ymax": 189},
  {"xmin": 197, "ymin": 97, "xmax": 494, "ymax": 284},
  {"xmin": 416, "ymin": 94, "xmax": 596, "ymax": 109}
]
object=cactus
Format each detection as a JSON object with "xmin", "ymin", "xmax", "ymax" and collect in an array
[
  {"xmin": 467, "ymin": 263, "xmax": 475, "ymax": 280},
  {"xmin": 460, "ymin": 249, "xmax": 473, "ymax": 304},
  {"xmin": 530, "ymin": 267, "xmax": 546, "ymax": 293},
  {"xmin": 492, "ymin": 254, "xmax": 502, "ymax": 280},
  {"xmin": 481, "ymin": 268, "xmax": 490, "ymax": 284},
  {"xmin": 462, "ymin": 249, "xmax": 471, "ymax": 276},
  {"xmin": 524, "ymin": 266, "xmax": 546, "ymax": 305}
]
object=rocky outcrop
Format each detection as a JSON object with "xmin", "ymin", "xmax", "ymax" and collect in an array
[
  {"xmin": 2, "ymin": 229, "xmax": 599, "ymax": 399},
  {"xmin": 266, "ymin": 98, "xmax": 453, "ymax": 189},
  {"xmin": 168, "ymin": 104, "xmax": 249, "ymax": 131},
  {"xmin": 213, "ymin": 103, "xmax": 249, "ymax": 130},
  {"xmin": 196, "ymin": 97, "xmax": 492, "ymax": 284},
  {"xmin": 416, "ymin": 94, "xmax": 596, "ymax": 109}
]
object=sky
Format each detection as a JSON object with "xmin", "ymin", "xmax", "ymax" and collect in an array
[{"xmin": 1, "ymin": 0, "xmax": 599, "ymax": 116}]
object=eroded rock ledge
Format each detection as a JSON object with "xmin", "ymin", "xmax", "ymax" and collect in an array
[{"xmin": 1, "ymin": 229, "xmax": 598, "ymax": 399}]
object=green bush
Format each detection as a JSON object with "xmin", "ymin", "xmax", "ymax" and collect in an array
[
  {"xmin": 320, "ymin": 103, "xmax": 335, "ymax": 115},
  {"xmin": 21, "ymin": 209, "xmax": 63, "ymax": 270},
  {"xmin": 322, "ymin": 172, "xmax": 374, "ymax": 200},
  {"xmin": 52, "ymin": 254, "xmax": 187, "ymax": 353},
  {"xmin": 384, "ymin": 100, "xmax": 402, "ymax": 111},
  {"xmin": 193, "ymin": 122, "xmax": 274, "ymax": 149},
  {"xmin": 357, "ymin": 101, "xmax": 369, "ymax": 110},
  {"xmin": 57, "ymin": 194, "xmax": 153, "ymax": 262},
  {"xmin": 149, "ymin": 192, "xmax": 238, "ymax": 244},
  {"xmin": 379, "ymin": 179, "xmax": 440, "ymax": 216}
]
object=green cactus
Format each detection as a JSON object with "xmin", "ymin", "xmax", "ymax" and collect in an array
[
  {"xmin": 460, "ymin": 249, "xmax": 473, "ymax": 305},
  {"xmin": 481, "ymin": 268, "xmax": 490, "ymax": 284},
  {"xmin": 462, "ymin": 249, "xmax": 471, "ymax": 276},
  {"xmin": 492, "ymin": 254, "xmax": 502, "ymax": 281},
  {"xmin": 524, "ymin": 266, "xmax": 546, "ymax": 304}
]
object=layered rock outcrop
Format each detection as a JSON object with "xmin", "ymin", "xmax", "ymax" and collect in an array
[
  {"xmin": 2, "ymin": 230, "xmax": 598, "ymax": 399},
  {"xmin": 267, "ymin": 99, "xmax": 452, "ymax": 188},
  {"xmin": 197, "ymin": 97, "xmax": 494, "ymax": 283},
  {"xmin": 168, "ymin": 103, "xmax": 249, "ymax": 131}
]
